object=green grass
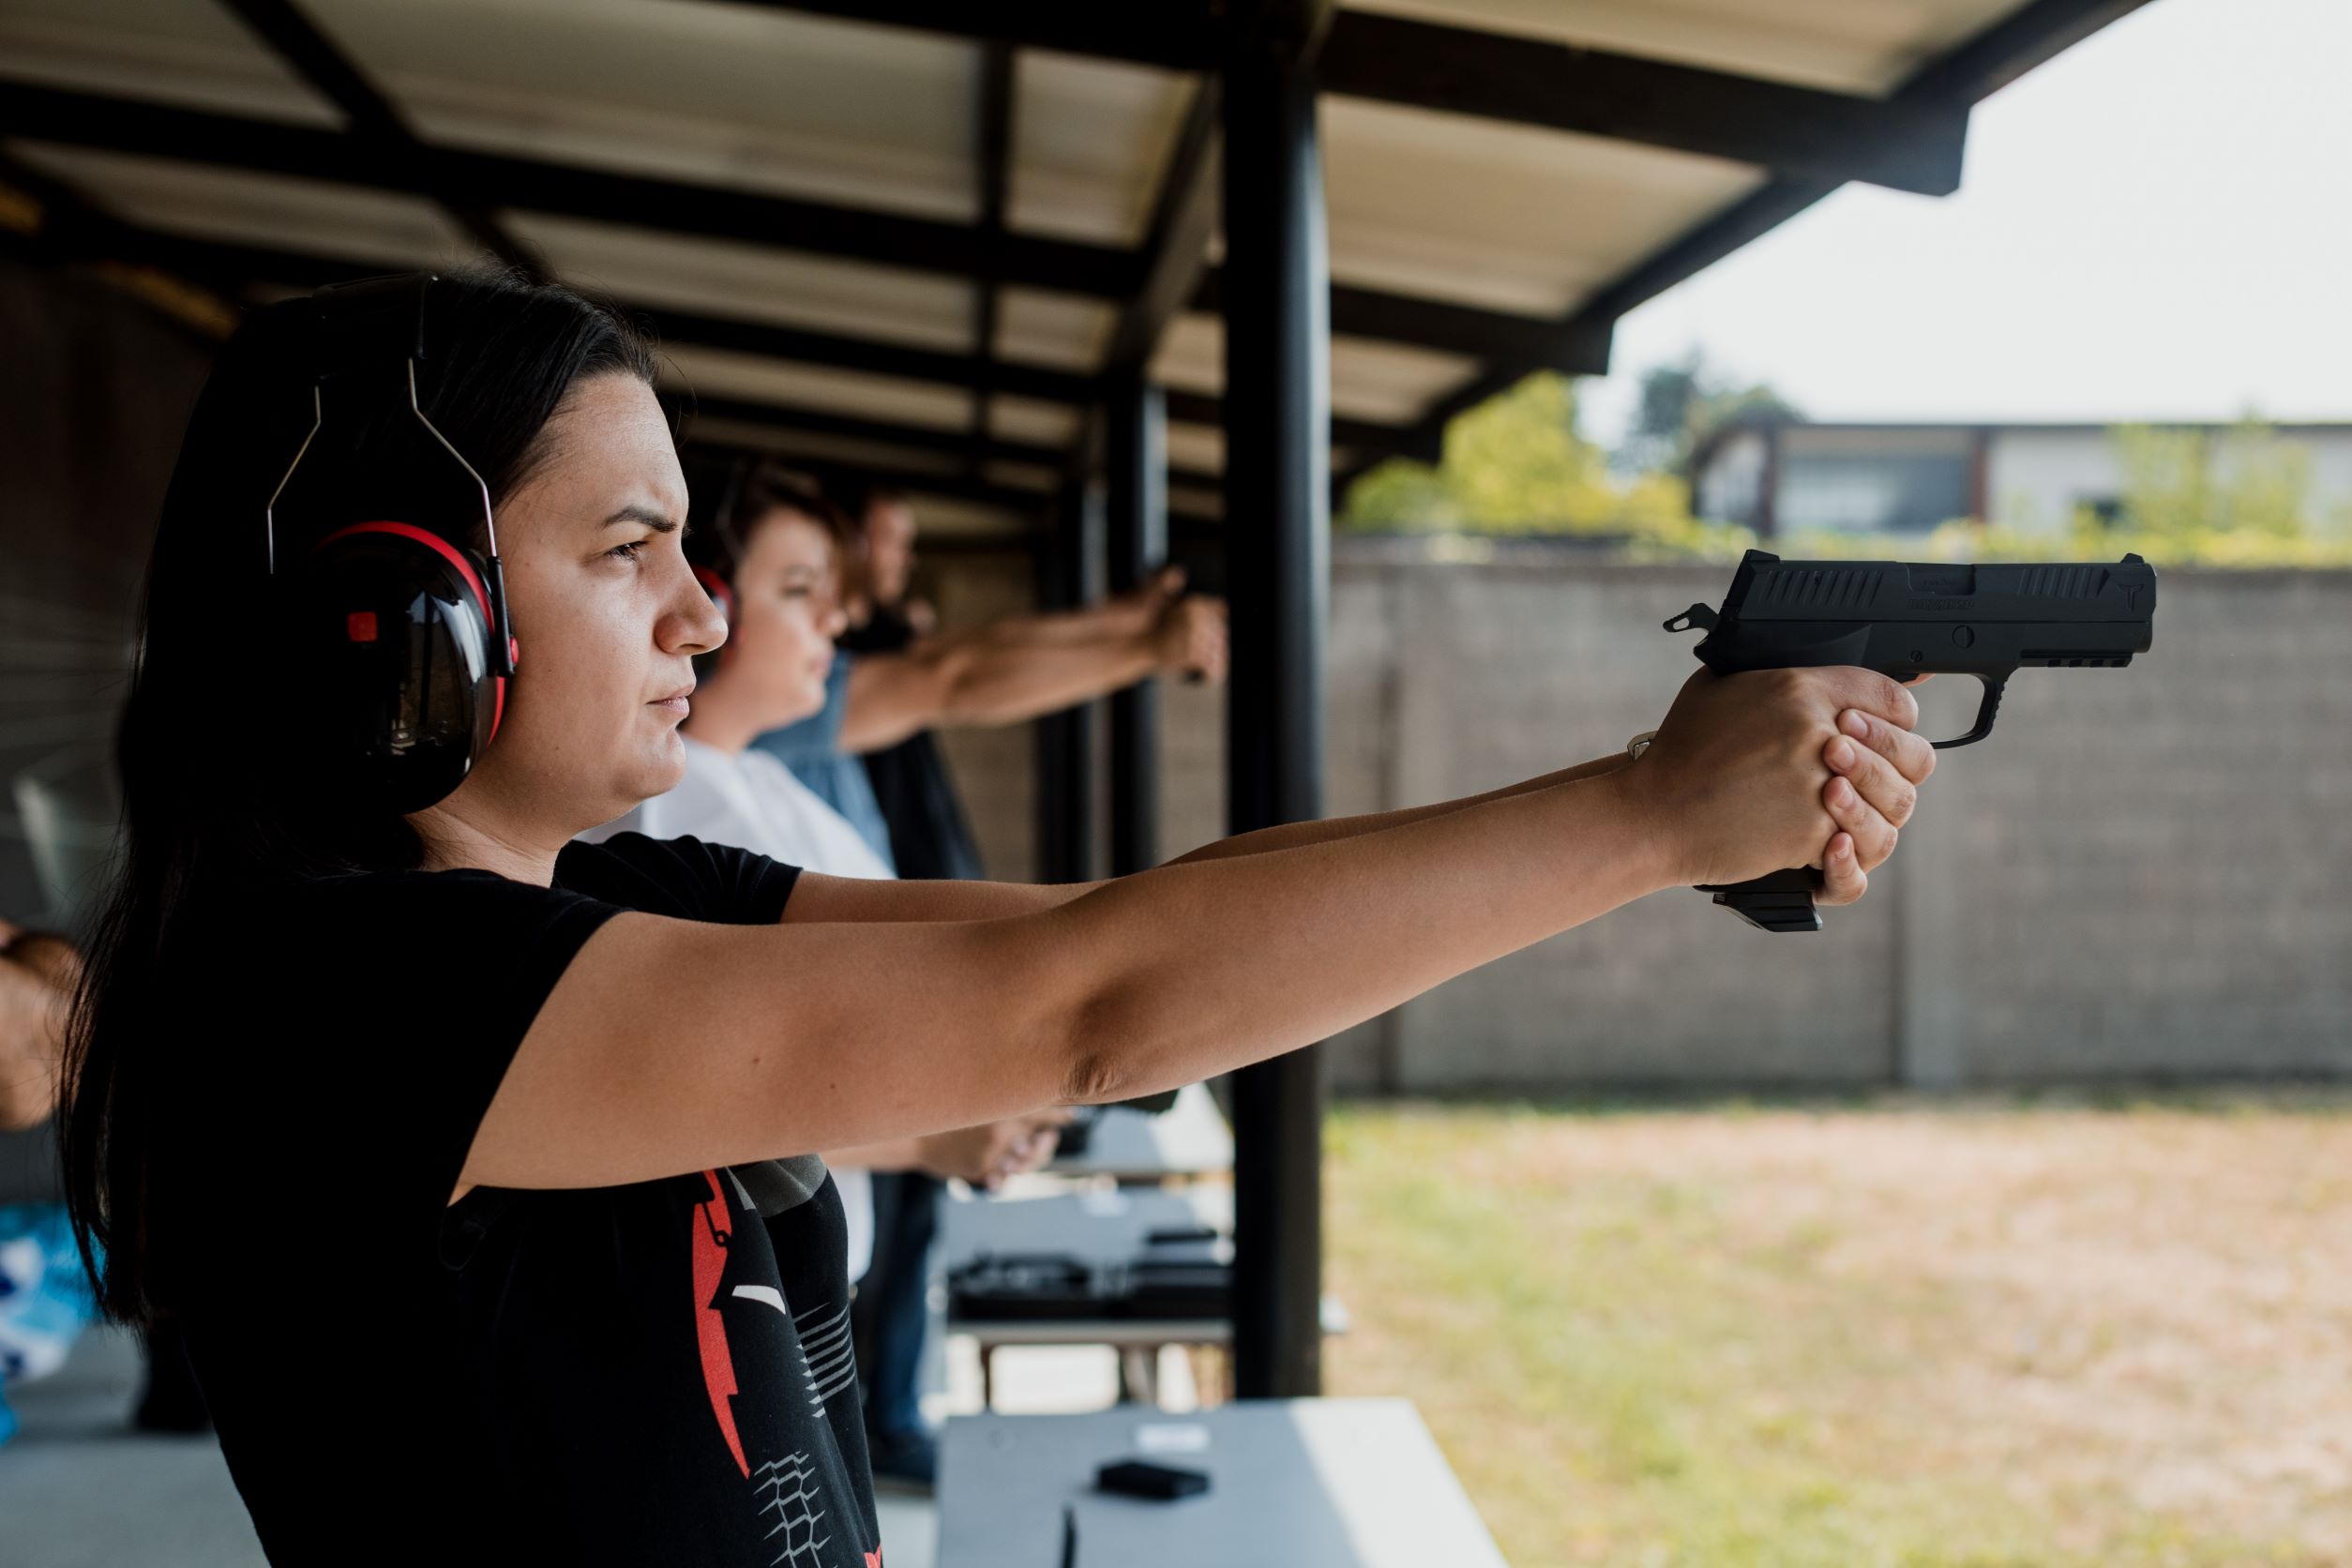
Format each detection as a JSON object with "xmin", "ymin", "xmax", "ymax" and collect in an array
[{"xmin": 1321, "ymin": 1097, "xmax": 2352, "ymax": 1568}]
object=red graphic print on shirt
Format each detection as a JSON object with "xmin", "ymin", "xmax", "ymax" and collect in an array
[
  {"xmin": 689, "ymin": 1168, "xmax": 882, "ymax": 1565},
  {"xmin": 691, "ymin": 1168, "xmax": 749, "ymax": 1476}
]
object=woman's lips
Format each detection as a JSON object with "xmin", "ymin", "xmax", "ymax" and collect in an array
[{"xmin": 651, "ymin": 697, "xmax": 689, "ymax": 717}]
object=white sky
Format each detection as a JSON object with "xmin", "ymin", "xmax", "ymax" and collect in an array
[{"xmin": 1576, "ymin": 0, "xmax": 2352, "ymax": 445}]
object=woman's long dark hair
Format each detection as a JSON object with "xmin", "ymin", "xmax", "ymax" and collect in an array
[{"xmin": 60, "ymin": 269, "xmax": 657, "ymax": 1325}]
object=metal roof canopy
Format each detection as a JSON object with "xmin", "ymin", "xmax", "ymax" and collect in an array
[
  {"xmin": 0, "ymin": 0, "xmax": 2148, "ymax": 529},
  {"xmin": 0, "ymin": 0, "xmax": 2153, "ymax": 1402}
]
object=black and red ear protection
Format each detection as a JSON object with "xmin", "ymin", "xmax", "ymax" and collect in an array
[{"xmin": 267, "ymin": 275, "xmax": 520, "ymax": 814}]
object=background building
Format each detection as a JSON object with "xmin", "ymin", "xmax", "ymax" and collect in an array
[{"xmin": 1696, "ymin": 417, "xmax": 2352, "ymax": 535}]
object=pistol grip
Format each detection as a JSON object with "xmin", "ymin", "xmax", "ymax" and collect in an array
[{"xmin": 1695, "ymin": 867, "xmax": 1823, "ymax": 932}]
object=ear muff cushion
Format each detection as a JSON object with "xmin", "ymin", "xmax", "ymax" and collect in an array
[
  {"xmin": 316, "ymin": 520, "xmax": 505, "ymax": 740},
  {"xmin": 296, "ymin": 522, "xmax": 503, "ymax": 811}
]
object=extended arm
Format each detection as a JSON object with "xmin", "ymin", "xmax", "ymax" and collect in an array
[
  {"xmin": 785, "ymin": 698, "xmax": 1934, "ymax": 926},
  {"xmin": 776, "ymin": 752, "xmax": 1634, "ymax": 925},
  {"xmin": 457, "ymin": 667, "xmax": 1930, "ymax": 1198},
  {"xmin": 954, "ymin": 567, "xmax": 1188, "ymax": 652},
  {"xmin": 837, "ymin": 594, "xmax": 1226, "ymax": 754},
  {"xmin": 466, "ymin": 765, "xmax": 1666, "ymax": 1197}
]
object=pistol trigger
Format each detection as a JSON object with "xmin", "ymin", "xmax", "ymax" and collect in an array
[
  {"xmin": 1664, "ymin": 603, "xmax": 1718, "ymax": 635},
  {"xmin": 1931, "ymin": 672, "xmax": 2007, "ymax": 750}
]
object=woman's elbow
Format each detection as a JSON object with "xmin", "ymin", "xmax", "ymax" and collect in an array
[
  {"xmin": 1031, "ymin": 952, "xmax": 1148, "ymax": 1107},
  {"xmin": 1059, "ymin": 1040, "xmax": 1141, "ymax": 1107},
  {"xmin": 973, "ymin": 901, "xmax": 1159, "ymax": 1107}
]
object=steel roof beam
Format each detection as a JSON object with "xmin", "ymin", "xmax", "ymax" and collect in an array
[{"xmin": 213, "ymin": 0, "xmax": 546, "ymax": 276}]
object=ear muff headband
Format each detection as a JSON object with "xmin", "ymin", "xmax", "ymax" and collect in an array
[
  {"xmin": 266, "ymin": 275, "xmax": 520, "ymax": 812},
  {"xmin": 266, "ymin": 279, "xmax": 516, "ymax": 675}
]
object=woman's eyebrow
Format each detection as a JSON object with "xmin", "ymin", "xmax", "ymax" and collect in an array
[{"xmin": 603, "ymin": 505, "xmax": 679, "ymax": 533}]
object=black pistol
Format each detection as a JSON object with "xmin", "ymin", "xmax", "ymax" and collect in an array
[{"xmin": 1664, "ymin": 550, "xmax": 2157, "ymax": 933}]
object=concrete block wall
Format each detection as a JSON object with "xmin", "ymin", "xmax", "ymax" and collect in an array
[{"xmin": 933, "ymin": 545, "xmax": 2351, "ymax": 1092}]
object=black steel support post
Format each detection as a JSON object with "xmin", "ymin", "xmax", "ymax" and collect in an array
[
  {"xmin": 1106, "ymin": 372, "xmax": 1168, "ymax": 877},
  {"xmin": 1220, "ymin": 32, "xmax": 1330, "ymax": 1400},
  {"xmin": 1035, "ymin": 476, "xmax": 1105, "ymax": 882}
]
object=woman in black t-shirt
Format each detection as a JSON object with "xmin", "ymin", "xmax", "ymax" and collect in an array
[{"xmin": 55, "ymin": 272, "xmax": 1937, "ymax": 1565}]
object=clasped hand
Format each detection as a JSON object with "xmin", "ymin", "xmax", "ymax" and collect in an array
[{"xmin": 1625, "ymin": 667, "xmax": 1938, "ymax": 906}]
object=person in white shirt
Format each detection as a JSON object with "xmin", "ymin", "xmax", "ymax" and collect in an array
[{"xmin": 581, "ymin": 475, "xmax": 1065, "ymax": 1283}]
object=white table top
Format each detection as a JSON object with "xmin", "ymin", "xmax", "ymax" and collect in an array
[
  {"xmin": 936, "ymin": 1398, "xmax": 1508, "ymax": 1568},
  {"xmin": 1048, "ymin": 1082, "xmax": 1233, "ymax": 1183}
]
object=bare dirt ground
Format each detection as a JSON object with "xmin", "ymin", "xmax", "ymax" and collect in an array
[{"xmin": 1323, "ymin": 1093, "xmax": 2352, "ymax": 1567}]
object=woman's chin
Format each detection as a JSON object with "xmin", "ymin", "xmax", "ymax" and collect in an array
[
  {"xmin": 636, "ymin": 736, "xmax": 687, "ymax": 793},
  {"xmin": 776, "ymin": 688, "xmax": 826, "ymax": 727}
]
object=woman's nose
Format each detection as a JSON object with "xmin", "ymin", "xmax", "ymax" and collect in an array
[
  {"xmin": 671, "ymin": 579, "xmax": 729, "ymax": 656},
  {"xmin": 820, "ymin": 598, "xmax": 850, "ymax": 639}
]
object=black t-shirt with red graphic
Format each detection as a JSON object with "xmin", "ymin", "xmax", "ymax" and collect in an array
[{"xmin": 149, "ymin": 833, "xmax": 883, "ymax": 1566}]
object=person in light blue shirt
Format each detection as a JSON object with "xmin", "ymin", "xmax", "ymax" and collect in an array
[
  {"xmin": 750, "ymin": 648, "xmax": 897, "ymax": 871},
  {"xmin": 718, "ymin": 466, "xmax": 1229, "ymax": 882}
]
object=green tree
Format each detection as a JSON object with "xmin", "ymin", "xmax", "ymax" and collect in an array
[
  {"xmin": 2109, "ymin": 419, "xmax": 2312, "ymax": 544},
  {"xmin": 1340, "ymin": 371, "xmax": 1754, "ymax": 559}
]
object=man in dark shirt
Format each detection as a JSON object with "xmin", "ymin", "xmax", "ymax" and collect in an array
[
  {"xmin": 824, "ymin": 484, "xmax": 1199, "ymax": 1489},
  {"xmin": 831, "ymin": 492, "xmax": 963, "ymax": 1490},
  {"xmin": 834, "ymin": 482, "xmax": 1197, "ymax": 886}
]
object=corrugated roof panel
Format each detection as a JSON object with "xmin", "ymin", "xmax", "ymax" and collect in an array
[
  {"xmin": 510, "ymin": 213, "xmax": 979, "ymax": 354},
  {"xmin": 309, "ymin": 0, "xmax": 984, "ymax": 220},
  {"xmin": 988, "ymin": 397, "xmax": 1081, "ymax": 448},
  {"xmin": 1153, "ymin": 310, "xmax": 1480, "ymax": 423},
  {"xmin": 1148, "ymin": 313, "xmax": 1222, "ymax": 396},
  {"xmin": 1330, "ymin": 337, "xmax": 1485, "ymax": 423},
  {"xmin": 980, "ymin": 460, "xmax": 1056, "ymax": 493},
  {"xmin": 890, "ymin": 493, "xmax": 1028, "ymax": 534},
  {"xmin": 6, "ymin": 142, "xmax": 465, "ymax": 264},
  {"xmin": 1168, "ymin": 483, "xmax": 1223, "ymax": 520},
  {"xmin": 686, "ymin": 417, "xmax": 966, "ymax": 477},
  {"xmin": 0, "ymin": 0, "xmax": 2127, "ymax": 477},
  {"xmin": 1323, "ymin": 95, "xmax": 1764, "ymax": 316},
  {"xmin": 0, "ymin": 0, "xmax": 339, "ymax": 125},
  {"xmin": 1009, "ymin": 50, "xmax": 1198, "ymax": 247},
  {"xmin": 680, "ymin": 433, "xmax": 1031, "ymax": 529},
  {"xmin": 1164, "ymin": 421, "xmax": 1225, "ymax": 476},
  {"xmin": 661, "ymin": 342, "xmax": 976, "ymax": 431},
  {"xmin": 1343, "ymin": 0, "xmax": 2025, "ymax": 95},
  {"xmin": 994, "ymin": 287, "xmax": 1114, "ymax": 372}
]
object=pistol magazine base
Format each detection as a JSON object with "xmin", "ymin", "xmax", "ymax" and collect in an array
[{"xmin": 1696, "ymin": 867, "xmax": 1825, "ymax": 933}]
